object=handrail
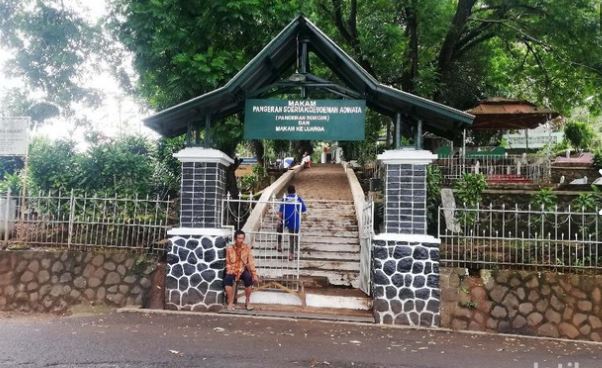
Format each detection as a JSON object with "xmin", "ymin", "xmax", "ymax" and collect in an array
[
  {"xmin": 242, "ymin": 164, "xmax": 304, "ymax": 234},
  {"xmin": 343, "ymin": 162, "xmax": 366, "ymax": 236}
]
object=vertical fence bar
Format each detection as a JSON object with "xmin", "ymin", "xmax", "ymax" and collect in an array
[
  {"xmin": 67, "ymin": 189, "xmax": 75, "ymax": 249},
  {"xmin": 3, "ymin": 188, "xmax": 11, "ymax": 246}
]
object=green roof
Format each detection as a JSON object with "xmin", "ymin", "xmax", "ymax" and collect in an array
[{"xmin": 144, "ymin": 15, "xmax": 474, "ymax": 138}]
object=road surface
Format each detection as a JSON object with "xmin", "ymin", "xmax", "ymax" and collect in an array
[{"xmin": 0, "ymin": 310, "xmax": 599, "ymax": 368}]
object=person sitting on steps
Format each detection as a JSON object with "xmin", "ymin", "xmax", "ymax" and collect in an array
[
  {"xmin": 277, "ymin": 185, "xmax": 307, "ymax": 261},
  {"xmin": 224, "ymin": 230, "xmax": 259, "ymax": 311}
]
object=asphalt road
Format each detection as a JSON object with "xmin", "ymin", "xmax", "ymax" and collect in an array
[{"xmin": 0, "ymin": 310, "xmax": 599, "ymax": 368}]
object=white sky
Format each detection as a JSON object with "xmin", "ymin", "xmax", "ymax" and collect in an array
[{"xmin": 0, "ymin": 0, "xmax": 157, "ymax": 150}]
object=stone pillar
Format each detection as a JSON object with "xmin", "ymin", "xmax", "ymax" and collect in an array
[
  {"xmin": 378, "ymin": 148, "xmax": 437, "ymax": 234},
  {"xmin": 372, "ymin": 234, "xmax": 441, "ymax": 327},
  {"xmin": 372, "ymin": 148, "xmax": 441, "ymax": 327},
  {"xmin": 174, "ymin": 147, "xmax": 232, "ymax": 228},
  {"xmin": 165, "ymin": 147, "xmax": 233, "ymax": 311}
]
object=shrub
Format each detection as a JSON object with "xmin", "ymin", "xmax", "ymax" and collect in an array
[
  {"xmin": 530, "ymin": 188, "xmax": 557, "ymax": 211},
  {"xmin": 0, "ymin": 172, "xmax": 22, "ymax": 193},
  {"xmin": 593, "ymin": 149, "xmax": 602, "ymax": 169},
  {"xmin": 571, "ymin": 187, "xmax": 601, "ymax": 211},
  {"xmin": 426, "ymin": 165, "xmax": 442, "ymax": 234},
  {"xmin": 564, "ymin": 121, "xmax": 595, "ymax": 150},
  {"xmin": 454, "ymin": 173, "xmax": 487, "ymax": 208}
]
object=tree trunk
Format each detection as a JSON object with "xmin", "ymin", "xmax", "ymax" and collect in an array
[
  {"xmin": 401, "ymin": 3, "xmax": 418, "ymax": 93},
  {"xmin": 251, "ymin": 140, "xmax": 265, "ymax": 166},
  {"xmin": 433, "ymin": 0, "xmax": 476, "ymax": 103}
]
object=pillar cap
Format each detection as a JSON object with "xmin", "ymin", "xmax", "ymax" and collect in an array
[
  {"xmin": 373, "ymin": 233, "xmax": 441, "ymax": 244},
  {"xmin": 173, "ymin": 147, "xmax": 234, "ymax": 165},
  {"xmin": 168, "ymin": 227, "xmax": 231, "ymax": 237},
  {"xmin": 377, "ymin": 148, "xmax": 438, "ymax": 165}
]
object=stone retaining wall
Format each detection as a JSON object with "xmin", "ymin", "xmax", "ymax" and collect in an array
[
  {"xmin": 0, "ymin": 250, "xmax": 159, "ymax": 313},
  {"xmin": 441, "ymin": 268, "xmax": 602, "ymax": 342},
  {"xmin": 372, "ymin": 238, "xmax": 441, "ymax": 327}
]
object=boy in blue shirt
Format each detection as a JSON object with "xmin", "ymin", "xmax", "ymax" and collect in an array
[{"xmin": 277, "ymin": 185, "xmax": 307, "ymax": 261}]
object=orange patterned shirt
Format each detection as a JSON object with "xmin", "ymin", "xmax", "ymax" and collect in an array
[{"xmin": 225, "ymin": 243, "xmax": 257, "ymax": 280}]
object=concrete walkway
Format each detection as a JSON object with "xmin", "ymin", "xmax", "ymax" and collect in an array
[
  {"xmin": 287, "ymin": 164, "xmax": 352, "ymax": 201},
  {"xmin": 0, "ymin": 311, "xmax": 598, "ymax": 367}
]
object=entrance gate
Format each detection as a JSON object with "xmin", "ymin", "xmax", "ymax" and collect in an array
[{"xmin": 222, "ymin": 196, "xmax": 303, "ymax": 291}]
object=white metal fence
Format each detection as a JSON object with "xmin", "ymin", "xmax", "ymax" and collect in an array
[
  {"xmin": 221, "ymin": 196, "xmax": 302, "ymax": 291},
  {"xmin": 435, "ymin": 154, "xmax": 551, "ymax": 185},
  {"xmin": 438, "ymin": 204, "xmax": 602, "ymax": 272},
  {"xmin": 358, "ymin": 199, "xmax": 374, "ymax": 295},
  {"xmin": 1, "ymin": 190, "xmax": 175, "ymax": 253}
]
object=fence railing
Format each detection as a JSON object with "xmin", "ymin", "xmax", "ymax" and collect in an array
[
  {"xmin": 221, "ymin": 195, "xmax": 302, "ymax": 291},
  {"xmin": 438, "ymin": 204, "xmax": 602, "ymax": 272},
  {"xmin": 1, "ymin": 190, "xmax": 176, "ymax": 253},
  {"xmin": 434, "ymin": 154, "xmax": 551, "ymax": 185}
]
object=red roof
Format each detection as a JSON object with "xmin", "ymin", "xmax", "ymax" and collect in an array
[{"xmin": 466, "ymin": 98, "xmax": 560, "ymax": 130}]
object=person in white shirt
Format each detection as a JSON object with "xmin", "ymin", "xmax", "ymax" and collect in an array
[{"xmin": 301, "ymin": 151, "xmax": 311, "ymax": 168}]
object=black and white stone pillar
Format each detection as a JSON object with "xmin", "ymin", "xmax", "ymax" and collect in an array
[
  {"xmin": 372, "ymin": 149, "xmax": 441, "ymax": 327},
  {"xmin": 174, "ymin": 147, "xmax": 230, "ymax": 228},
  {"xmin": 165, "ymin": 148, "xmax": 233, "ymax": 311},
  {"xmin": 378, "ymin": 149, "xmax": 437, "ymax": 234}
]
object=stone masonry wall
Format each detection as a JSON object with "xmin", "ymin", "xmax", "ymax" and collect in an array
[
  {"xmin": 0, "ymin": 250, "xmax": 158, "ymax": 313},
  {"xmin": 165, "ymin": 234, "xmax": 227, "ymax": 311},
  {"xmin": 441, "ymin": 268, "xmax": 602, "ymax": 342},
  {"xmin": 372, "ymin": 239, "xmax": 440, "ymax": 327}
]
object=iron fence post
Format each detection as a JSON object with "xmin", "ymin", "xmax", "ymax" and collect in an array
[
  {"xmin": 3, "ymin": 188, "xmax": 10, "ymax": 246},
  {"xmin": 67, "ymin": 189, "xmax": 75, "ymax": 249}
]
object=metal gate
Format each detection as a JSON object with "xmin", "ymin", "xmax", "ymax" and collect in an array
[
  {"xmin": 221, "ymin": 195, "xmax": 303, "ymax": 291},
  {"xmin": 359, "ymin": 199, "xmax": 374, "ymax": 295}
]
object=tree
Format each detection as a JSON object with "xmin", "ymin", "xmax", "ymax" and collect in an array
[
  {"xmin": 317, "ymin": 0, "xmax": 602, "ymax": 115},
  {"xmin": 110, "ymin": 1, "xmax": 602, "ymax": 164},
  {"xmin": 0, "ymin": 1, "xmax": 104, "ymax": 113}
]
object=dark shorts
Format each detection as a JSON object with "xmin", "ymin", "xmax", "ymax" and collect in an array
[{"xmin": 223, "ymin": 270, "xmax": 253, "ymax": 288}]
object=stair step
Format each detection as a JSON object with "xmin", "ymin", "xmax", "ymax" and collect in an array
[
  {"xmin": 302, "ymin": 235, "xmax": 360, "ymax": 244},
  {"xmin": 234, "ymin": 288, "xmax": 371, "ymax": 311},
  {"xmin": 257, "ymin": 268, "xmax": 360, "ymax": 287},
  {"xmin": 252, "ymin": 250, "xmax": 359, "ymax": 261},
  {"xmin": 256, "ymin": 259, "xmax": 360, "ymax": 272},
  {"xmin": 302, "ymin": 243, "xmax": 360, "ymax": 252}
]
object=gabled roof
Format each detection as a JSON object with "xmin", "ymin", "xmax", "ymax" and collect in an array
[
  {"xmin": 144, "ymin": 15, "xmax": 474, "ymax": 138},
  {"xmin": 466, "ymin": 98, "xmax": 560, "ymax": 130}
]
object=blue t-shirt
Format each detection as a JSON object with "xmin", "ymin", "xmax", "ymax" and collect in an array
[{"xmin": 278, "ymin": 194, "xmax": 307, "ymax": 232}]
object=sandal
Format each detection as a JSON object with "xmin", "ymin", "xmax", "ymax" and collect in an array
[
  {"xmin": 227, "ymin": 304, "xmax": 235, "ymax": 311},
  {"xmin": 245, "ymin": 304, "xmax": 254, "ymax": 311}
]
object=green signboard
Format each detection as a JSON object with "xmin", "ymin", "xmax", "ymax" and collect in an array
[{"xmin": 244, "ymin": 99, "xmax": 366, "ymax": 141}]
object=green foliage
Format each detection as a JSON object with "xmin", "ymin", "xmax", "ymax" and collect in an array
[
  {"xmin": 548, "ymin": 139, "xmax": 571, "ymax": 156},
  {"xmin": 593, "ymin": 149, "xmax": 602, "ymax": 169},
  {"xmin": 426, "ymin": 165, "xmax": 442, "ymax": 235},
  {"xmin": 238, "ymin": 164, "xmax": 270, "ymax": 193},
  {"xmin": 454, "ymin": 173, "xmax": 487, "ymax": 208},
  {"xmin": 27, "ymin": 135, "xmax": 168, "ymax": 197},
  {"xmin": 564, "ymin": 121, "xmax": 595, "ymax": 150},
  {"xmin": 28, "ymin": 138, "xmax": 79, "ymax": 192},
  {"xmin": 0, "ymin": 0, "xmax": 103, "ymax": 111},
  {"xmin": 571, "ymin": 187, "xmax": 601, "ymax": 211},
  {"xmin": 530, "ymin": 188, "xmax": 557, "ymax": 211},
  {"xmin": 0, "ymin": 172, "xmax": 22, "ymax": 193},
  {"xmin": 153, "ymin": 136, "xmax": 186, "ymax": 198},
  {"xmin": 77, "ymin": 136, "xmax": 155, "ymax": 197}
]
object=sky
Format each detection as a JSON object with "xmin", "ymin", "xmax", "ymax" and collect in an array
[{"xmin": 0, "ymin": 0, "xmax": 156, "ymax": 150}]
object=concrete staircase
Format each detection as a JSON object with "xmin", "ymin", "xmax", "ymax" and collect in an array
[
  {"xmin": 238, "ymin": 200, "xmax": 371, "ymax": 317},
  {"xmin": 251, "ymin": 200, "xmax": 361, "ymax": 288}
]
